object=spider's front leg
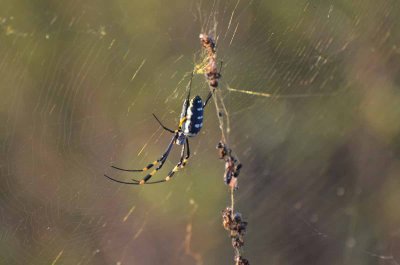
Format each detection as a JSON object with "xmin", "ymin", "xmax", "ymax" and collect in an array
[
  {"xmin": 105, "ymin": 133, "xmax": 178, "ymax": 185},
  {"xmin": 133, "ymin": 133, "xmax": 178, "ymax": 184},
  {"xmin": 111, "ymin": 133, "xmax": 176, "ymax": 173},
  {"xmin": 152, "ymin": 114, "xmax": 175, "ymax": 134},
  {"xmin": 203, "ymin": 90, "xmax": 213, "ymax": 108}
]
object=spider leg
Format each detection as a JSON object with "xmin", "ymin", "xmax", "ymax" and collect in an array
[
  {"xmin": 104, "ymin": 174, "xmax": 140, "ymax": 185},
  {"xmin": 104, "ymin": 173, "xmax": 169, "ymax": 185},
  {"xmin": 109, "ymin": 133, "xmax": 177, "ymax": 173},
  {"xmin": 110, "ymin": 165, "xmax": 142, "ymax": 172},
  {"xmin": 107, "ymin": 139, "xmax": 191, "ymax": 185},
  {"xmin": 164, "ymin": 138, "xmax": 191, "ymax": 181},
  {"xmin": 130, "ymin": 133, "xmax": 179, "ymax": 184},
  {"xmin": 152, "ymin": 113, "xmax": 175, "ymax": 133},
  {"xmin": 203, "ymin": 90, "xmax": 213, "ymax": 108},
  {"xmin": 142, "ymin": 145, "xmax": 185, "ymax": 184},
  {"xmin": 186, "ymin": 71, "xmax": 194, "ymax": 102},
  {"xmin": 218, "ymin": 60, "xmax": 223, "ymax": 76},
  {"xmin": 181, "ymin": 138, "xmax": 190, "ymax": 168},
  {"xmin": 135, "ymin": 138, "xmax": 188, "ymax": 184}
]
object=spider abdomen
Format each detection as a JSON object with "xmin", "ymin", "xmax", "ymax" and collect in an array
[{"xmin": 183, "ymin": 95, "xmax": 203, "ymax": 137}]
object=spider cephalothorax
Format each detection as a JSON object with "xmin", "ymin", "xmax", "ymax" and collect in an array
[{"xmin": 104, "ymin": 73, "xmax": 211, "ymax": 185}]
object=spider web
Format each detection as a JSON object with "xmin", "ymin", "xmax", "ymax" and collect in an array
[{"xmin": 1, "ymin": 0, "xmax": 400, "ymax": 264}]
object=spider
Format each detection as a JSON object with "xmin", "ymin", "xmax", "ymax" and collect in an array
[{"xmin": 104, "ymin": 73, "xmax": 212, "ymax": 185}]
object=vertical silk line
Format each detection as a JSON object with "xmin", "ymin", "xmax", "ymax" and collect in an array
[{"xmin": 198, "ymin": 32, "xmax": 249, "ymax": 265}]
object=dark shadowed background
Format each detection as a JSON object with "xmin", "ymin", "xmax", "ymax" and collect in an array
[{"xmin": 1, "ymin": 0, "xmax": 400, "ymax": 264}]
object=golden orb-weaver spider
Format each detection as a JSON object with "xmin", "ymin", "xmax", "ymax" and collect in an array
[{"xmin": 104, "ymin": 73, "xmax": 213, "ymax": 185}]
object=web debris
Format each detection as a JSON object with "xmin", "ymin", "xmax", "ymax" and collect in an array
[{"xmin": 197, "ymin": 32, "xmax": 249, "ymax": 265}]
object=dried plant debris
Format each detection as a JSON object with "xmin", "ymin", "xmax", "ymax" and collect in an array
[
  {"xmin": 235, "ymin": 255, "xmax": 250, "ymax": 265},
  {"xmin": 217, "ymin": 141, "xmax": 242, "ymax": 190},
  {"xmin": 222, "ymin": 207, "xmax": 249, "ymax": 264},
  {"xmin": 199, "ymin": 32, "xmax": 249, "ymax": 264}
]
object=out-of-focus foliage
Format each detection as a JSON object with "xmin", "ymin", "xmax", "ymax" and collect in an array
[{"xmin": 1, "ymin": 0, "xmax": 400, "ymax": 264}]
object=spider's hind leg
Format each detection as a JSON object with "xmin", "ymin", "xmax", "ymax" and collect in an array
[
  {"xmin": 180, "ymin": 138, "xmax": 190, "ymax": 168},
  {"xmin": 111, "ymin": 134, "xmax": 178, "ymax": 174},
  {"xmin": 165, "ymin": 138, "xmax": 190, "ymax": 181}
]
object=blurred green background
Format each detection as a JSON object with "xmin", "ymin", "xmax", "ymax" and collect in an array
[{"xmin": 1, "ymin": 0, "xmax": 400, "ymax": 264}]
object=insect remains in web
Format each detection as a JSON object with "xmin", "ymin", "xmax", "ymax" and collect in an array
[
  {"xmin": 196, "ymin": 33, "xmax": 223, "ymax": 106},
  {"xmin": 104, "ymin": 72, "xmax": 214, "ymax": 185}
]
